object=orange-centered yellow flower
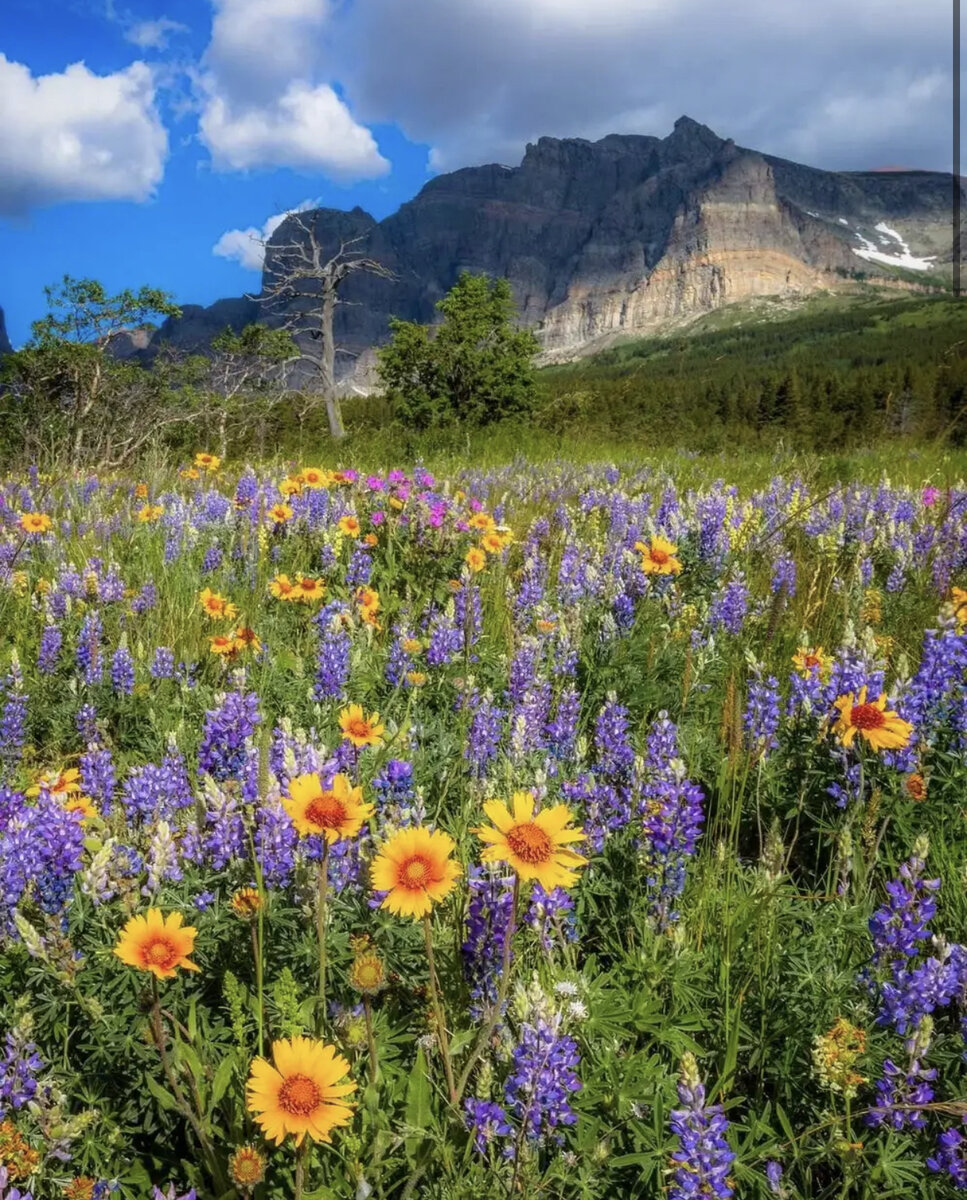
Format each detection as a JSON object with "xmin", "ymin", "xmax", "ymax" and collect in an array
[
  {"xmin": 294, "ymin": 576, "xmax": 326, "ymax": 604},
  {"xmin": 792, "ymin": 646, "xmax": 832, "ymax": 679},
  {"xmin": 468, "ymin": 511, "xmax": 496, "ymax": 533},
  {"xmin": 194, "ymin": 452, "xmax": 221, "ymax": 472},
  {"xmin": 283, "ymin": 773, "xmax": 373, "ymax": 842},
  {"xmin": 268, "ymin": 503, "xmax": 293, "ymax": 524},
  {"xmin": 63, "ymin": 795, "xmax": 98, "ymax": 822},
  {"xmin": 199, "ymin": 588, "xmax": 238, "ymax": 620},
  {"xmin": 233, "ymin": 627, "xmax": 262, "ymax": 655},
  {"xmin": 338, "ymin": 515, "xmax": 361, "ymax": 537},
  {"xmin": 832, "ymin": 686, "xmax": 913, "ymax": 752},
  {"xmin": 370, "ymin": 826, "xmax": 462, "ymax": 918},
  {"xmin": 269, "ymin": 573, "xmax": 296, "ymax": 599},
  {"xmin": 338, "ymin": 704, "xmax": 385, "ymax": 748},
  {"xmin": 137, "ymin": 504, "xmax": 163, "ymax": 524},
  {"xmin": 634, "ymin": 535, "xmax": 682, "ymax": 576},
  {"xmin": 113, "ymin": 909, "xmax": 200, "ymax": 979},
  {"xmin": 475, "ymin": 791, "xmax": 588, "ymax": 889},
  {"xmin": 952, "ymin": 587, "xmax": 967, "ymax": 631},
  {"xmin": 246, "ymin": 1036, "xmax": 355, "ymax": 1147},
  {"xmin": 465, "ymin": 547, "xmax": 487, "ymax": 573},
  {"xmin": 301, "ymin": 467, "xmax": 330, "ymax": 490},
  {"xmin": 209, "ymin": 633, "xmax": 238, "ymax": 657},
  {"xmin": 19, "ymin": 512, "xmax": 52, "ymax": 535},
  {"xmin": 27, "ymin": 767, "xmax": 81, "ymax": 798}
]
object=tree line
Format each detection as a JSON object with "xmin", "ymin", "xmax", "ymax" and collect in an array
[{"xmin": 0, "ymin": 266, "xmax": 963, "ymax": 466}]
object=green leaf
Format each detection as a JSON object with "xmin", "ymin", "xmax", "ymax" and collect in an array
[
  {"xmin": 405, "ymin": 1047, "xmax": 432, "ymax": 1131},
  {"xmin": 210, "ymin": 1054, "xmax": 235, "ymax": 1109},
  {"xmin": 144, "ymin": 1072, "xmax": 179, "ymax": 1114}
]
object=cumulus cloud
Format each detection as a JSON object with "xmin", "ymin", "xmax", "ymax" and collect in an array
[
  {"xmin": 212, "ymin": 199, "xmax": 317, "ymax": 270},
  {"xmin": 197, "ymin": 0, "xmax": 389, "ymax": 179},
  {"xmin": 332, "ymin": 0, "xmax": 955, "ymax": 173},
  {"xmin": 0, "ymin": 53, "xmax": 168, "ymax": 217},
  {"xmin": 125, "ymin": 17, "xmax": 190, "ymax": 51}
]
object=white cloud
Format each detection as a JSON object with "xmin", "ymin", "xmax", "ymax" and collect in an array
[
  {"xmin": 197, "ymin": 0, "xmax": 389, "ymax": 179},
  {"xmin": 212, "ymin": 198, "xmax": 317, "ymax": 270},
  {"xmin": 125, "ymin": 17, "xmax": 189, "ymax": 50},
  {"xmin": 0, "ymin": 53, "xmax": 168, "ymax": 217}
]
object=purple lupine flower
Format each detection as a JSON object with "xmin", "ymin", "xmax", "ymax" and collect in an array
[
  {"xmin": 151, "ymin": 647, "xmax": 175, "ymax": 680},
  {"xmin": 130, "ymin": 581, "xmax": 158, "ymax": 614},
  {"xmin": 869, "ymin": 844, "xmax": 939, "ymax": 966},
  {"xmin": 37, "ymin": 624, "xmax": 62, "ymax": 674},
  {"xmin": 744, "ymin": 672, "xmax": 781, "ymax": 757},
  {"xmin": 465, "ymin": 691, "xmax": 505, "ymax": 779},
  {"xmin": 111, "ymin": 646, "xmax": 135, "ymax": 695},
  {"xmin": 425, "ymin": 610, "xmax": 463, "ymax": 667},
  {"xmin": 771, "ymin": 555, "xmax": 797, "ymax": 597},
  {"xmin": 668, "ymin": 1053, "xmax": 735, "ymax": 1200},
  {"xmin": 313, "ymin": 602, "xmax": 352, "ymax": 700},
  {"xmin": 463, "ymin": 867, "xmax": 515, "ymax": 1016},
  {"xmin": 0, "ymin": 666, "xmax": 27, "ymax": 774},
  {"xmin": 640, "ymin": 713, "xmax": 704, "ymax": 930},
  {"xmin": 75, "ymin": 703, "xmax": 100, "ymax": 746},
  {"xmin": 80, "ymin": 746, "xmax": 116, "ymax": 809},
  {"xmin": 504, "ymin": 1016, "xmax": 581, "ymax": 1144},
  {"xmin": 927, "ymin": 1118, "xmax": 967, "ymax": 1188},
  {"xmin": 525, "ymin": 884, "xmax": 576, "ymax": 952},
  {"xmin": 545, "ymin": 685, "xmax": 580, "ymax": 764},
  {"xmin": 76, "ymin": 611, "xmax": 104, "ymax": 686},
  {"xmin": 866, "ymin": 1020, "xmax": 936, "ymax": 1131},
  {"xmin": 464, "ymin": 1099, "xmax": 513, "ymax": 1156},
  {"xmin": 201, "ymin": 545, "xmax": 223, "ymax": 574},
  {"xmin": 122, "ymin": 752, "xmax": 194, "ymax": 823},
  {"xmin": 0, "ymin": 1031, "xmax": 44, "ymax": 1117},
  {"xmin": 595, "ymin": 698, "xmax": 635, "ymax": 779},
  {"xmin": 198, "ymin": 690, "xmax": 261, "ymax": 783},
  {"xmin": 372, "ymin": 760, "xmax": 424, "ymax": 826},
  {"xmin": 709, "ymin": 578, "xmax": 749, "ymax": 636},
  {"xmin": 765, "ymin": 1161, "xmax": 784, "ymax": 1196}
]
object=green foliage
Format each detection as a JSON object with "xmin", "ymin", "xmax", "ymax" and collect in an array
[
  {"xmin": 535, "ymin": 295, "xmax": 967, "ymax": 450},
  {"xmin": 377, "ymin": 272, "xmax": 540, "ymax": 429}
]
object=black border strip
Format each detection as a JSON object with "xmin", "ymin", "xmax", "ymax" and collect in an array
[{"xmin": 956, "ymin": 0, "xmax": 963, "ymax": 297}]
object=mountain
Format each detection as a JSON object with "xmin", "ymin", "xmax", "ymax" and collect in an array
[
  {"xmin": 140, "ymin": 116, "xmax": 961, "ymax": 385},
  {"xmin": 0, "ymin": 307, "xmax": 11, "ymax": 357}
]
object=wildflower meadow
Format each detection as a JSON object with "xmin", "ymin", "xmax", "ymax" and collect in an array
[{"xmin": 0, "ymin": 452, "xmax": 966, "ymax": 1200}]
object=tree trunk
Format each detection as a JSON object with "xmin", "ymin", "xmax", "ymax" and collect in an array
[{"xmin": 320, "ymin": 286, "xmax": 345, "ymax": 440}]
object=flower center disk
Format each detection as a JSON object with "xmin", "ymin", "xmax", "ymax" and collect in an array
[
  {"xmin": 144, "ymin": 937, "xmax": 176, "ymax": 968},
  {"xmin": 402, "ymin": 856, "xmax": 430, "ymax": 887},
  {"xmin": 506, "ymin": 822, "xmax": 552, "ymax": 864},
  {"xmin": 305, "ymin": 794, "xmax": 347, "ymax": 829},
  {"xmin": 851, "ymin": 703, "xmax": 885, "ymax": 731},
  {"xmin": 278, "ymin": 1073, "xmax": 321, "ymax": 1116}
]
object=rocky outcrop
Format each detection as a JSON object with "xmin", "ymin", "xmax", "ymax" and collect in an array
[
  {"xmin": 136, "ymin": 117, "xmax": 963, "ymax": 381},
  {"xmin": 0, "ymin": 306, "xmax": 11, "ymax": 356}
]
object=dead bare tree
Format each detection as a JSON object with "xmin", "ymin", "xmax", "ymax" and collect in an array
[{"xmin": 253, "ymin": 211, "xmax": 396, "ymax": 440}]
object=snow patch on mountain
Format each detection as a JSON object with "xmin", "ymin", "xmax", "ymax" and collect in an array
[{"xmin": 852, "ymin": 221, "xmax": 936, "ymax": 271}]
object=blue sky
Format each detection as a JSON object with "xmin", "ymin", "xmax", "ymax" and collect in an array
[{"xmin": 0, "ymin": 0, "xmax": 958, "ymax": 347}]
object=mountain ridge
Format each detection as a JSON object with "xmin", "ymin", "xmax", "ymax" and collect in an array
[{"xmin": 105, "ymin": 117, "xmax": 964, "ymax": 385}]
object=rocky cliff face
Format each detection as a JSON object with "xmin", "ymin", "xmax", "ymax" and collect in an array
[
  {"xmin": 139, "ymin": 116, "xmax": 962, "ymax": 382},
  {"xmin": 0, "ymin": 307, "xmax": 11, "ymax": 357}
]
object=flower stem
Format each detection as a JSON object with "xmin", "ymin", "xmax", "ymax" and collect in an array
[
  {"xmin": 149, "ymin": 980, "xmax": 227, "ymax": 1195},
  {"xmin": 294, "ymin": 1139, "xmax": 309, "ymax": 1200},
  {"xmin": 456, "ymin": 875, "xmax": 519, "ymax": 1101},
  {"xmin": 363, "ymin": 995, "xmax": 379, "ymax": 1085},
  {"xmin": 316, "ymin": 841, "xmax": 330, "ymax": 1035},
  {"xmin": 422, "ymin": 914, "xmax": 458, "ymax": 1105}
]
